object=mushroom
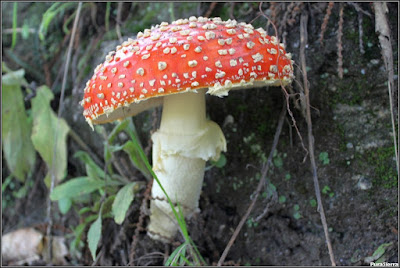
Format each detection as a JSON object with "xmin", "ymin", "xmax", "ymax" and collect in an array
[{"xmin": 81, "ymin": 16, "xmax": 294, "ymax": 242}]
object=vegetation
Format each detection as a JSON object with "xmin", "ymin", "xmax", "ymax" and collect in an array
[{"xmin": 2, "ymin": 2, "xmax": 398, "ymax": 266}]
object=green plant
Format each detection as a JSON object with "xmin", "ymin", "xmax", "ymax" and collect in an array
[
  {"xmin": 50, "ymin": 117, "xmax": 205, "ymax": 264},
  {"xmin": 246, "ymin": 217, "xmax": 259, "ymax": 228},
  {"xmin": 2, "ymin": 63, "xmax": 70, "ymax": 189},
  {"xmin": 319, "ymin": 152, "xmax": 330, "ymax": 165},
  {"xmin": 293, "ymin": 204, "xmax": 302, "ymax": 220},
  {"xmin": 366, "ymin": 147, "xmax": 398, "ymax": 189},
  {"xmin": 321, "ymin": 185, "xmax": 335, "ymax": 198}
]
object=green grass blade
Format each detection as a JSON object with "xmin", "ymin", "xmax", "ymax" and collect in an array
[{"xmin": 11, "ymin": 2, "xmax": 17, "ymax": 50}]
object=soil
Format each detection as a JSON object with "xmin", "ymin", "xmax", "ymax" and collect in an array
[{"xmin": 2, "ymin": 2, "xmax": 398, "ymax": 266}]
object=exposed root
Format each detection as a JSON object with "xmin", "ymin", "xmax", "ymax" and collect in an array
[
  {"xmin": 337, "ymin": 4, "xmax": 344, "ymax": 79},
  {"xmin": 319, "ymin": 2, "xmax": 334, "ymax": 45}
]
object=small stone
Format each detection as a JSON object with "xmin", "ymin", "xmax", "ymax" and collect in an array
[
  {"xmin": 346, "ymin": 142, "xmax": 354, "ymax": 149},
  {"xmin": 357, "ymin": 176, "xmax": 372, "ymax": 190}
]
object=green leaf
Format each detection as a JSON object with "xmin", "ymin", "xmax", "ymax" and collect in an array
[
  {"xmin": 58, "ymin": 197, "xmax": 72, "ymax": 214},
  {"xmin": 21, "ymin": 23, "xmax": 30, "ymax": 39},
  {"xmin": 87, "ymin": 211, "xmax": 102, "ymax": 260},
  {"xmin": 293, "ymin": 211, "xmax": 302, "ymax": 220},
  {"xmin": 121, "ymin": 141, "xmax": 151, "ymax": 179},
  {"xmin": 364, "ymin": 242, "xmax": 393, "ymax": 263},
  {"xmin": 273, "ymin": 157, "xmax": 283, "ymax": 168},
  {"xmin": 50, "ymin": 177, "xmax": 105, "ymax": 201},
  {"xmin": 322, "ymin": 185, "xmax": 331, "ymax": 195},
  {"xmin": 74, "ymin": 151, "xmax": 105, "ymax": 180},
  {"xmin": 319, "ymin": 152, "xmax": 330, "ymax": 165},
  {"xmin": 165, "ymin": 243, "xmax": 187, "ymax": 266},
  {"xmin": 2, "ymin": 68, "xmax": 36, "ymax": 182},
  {"xmin": 31, "ymin": 86, "xmax": 70, "ymax": 186},
  {"xmin": 107, "ymin": 119, "xmax": 130, "ymax": 144},
  {"xmin": 11, "ymin": 2, "xmax": 18, "ymax": 50},
  {"xmin": 210, "ymin": 153, "xmax": 227, "ymax": 168},
  {"xmin": 70, "ymin": 222, "xmax": 86, "ymax": 257},
  {"xmin": 112, "ymin": 182, "xmax": 137, "ymax": 224},
  {"xmin": 78, "ymin": 207, "xmax": 92, "ymax": 215},
  {"xmin": 39, "ymin": 2, "xmax": 76, "ymax": 40}
]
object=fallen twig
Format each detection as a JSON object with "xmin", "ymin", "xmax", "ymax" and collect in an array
[
  {"xmin": 217, "ymin": 99, "xmax": 287, "ymax": 266},
  {"xmin": 300, "ymin": 12, "xmax": 336, "ymax": 266}
]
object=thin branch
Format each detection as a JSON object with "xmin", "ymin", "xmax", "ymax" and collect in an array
[
  {"xmin": 217, "ymin": 99, "xmax": 287, "ymax": 266},
  {"xmin": 300, "ymin": 12, "xmax": 336, "ymax": 266},
  {"xmin": 350, "ymin": 2, "xmax": 373, "ymax": 18},
  {"xmin": 46, "ymin": 2, "xmax": 83, "ymax": 263}
]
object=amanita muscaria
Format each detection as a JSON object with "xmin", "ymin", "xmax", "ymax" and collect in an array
[{"xmin": 81, "ymin": 16, "xmax": 294, "ymax": 242}]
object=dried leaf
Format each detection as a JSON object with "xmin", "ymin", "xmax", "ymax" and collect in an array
[{"xmin": 1, "ymin": 228, "xmax": 43, "ymax": 264}]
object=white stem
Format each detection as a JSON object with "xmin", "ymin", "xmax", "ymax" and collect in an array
[
  {"xmin": 147, "ymin": 89, "xmax": 226, "ymax": 242},
  {"xmin": 160, "ymin": 90, "xmax": 206, "ymax": 133}
]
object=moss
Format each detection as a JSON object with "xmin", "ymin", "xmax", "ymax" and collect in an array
[
  {"xmin": 368, "ymin": 147, "xmax": 398, "ymax": 189},
  {"xmin": 357, "ymin": 146, "xmax": 398, "ymax": 189}
]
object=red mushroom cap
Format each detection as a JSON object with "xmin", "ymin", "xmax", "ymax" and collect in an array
[{"xmin": 81, "ymin": 16, "xmax": 294, "ymax": 127}]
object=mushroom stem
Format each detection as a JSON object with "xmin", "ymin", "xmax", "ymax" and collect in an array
[{"xmin": 148, "ymin": 89, "xmax": 226, "ymax": 241}]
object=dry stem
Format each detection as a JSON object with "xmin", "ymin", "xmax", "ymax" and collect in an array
[{"xmin": 300, "ymin": 12, "xmax": 336, "ymax": 266}]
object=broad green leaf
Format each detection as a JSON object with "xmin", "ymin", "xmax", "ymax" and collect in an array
[
  {"xmin": 50, "ymin": 177, "xmax": 105, "ymax": 201},
  {"xmin": 112, "ymin": 182, "xmax": 137, "ymax": 224},
  {"xmin": 58, "ymin": 197, "xmax": 72, "ymax": 214},
  {"xmin": 31, "ymin": 85, "xmax": 69, "ymax": 186},
  {"xmin": 2, "ymin": 68, "xmax": 36, "ymax": 181},
  {"xmin": 87, "ymin": 212, "xmax": 102, "ymax": 260}
]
